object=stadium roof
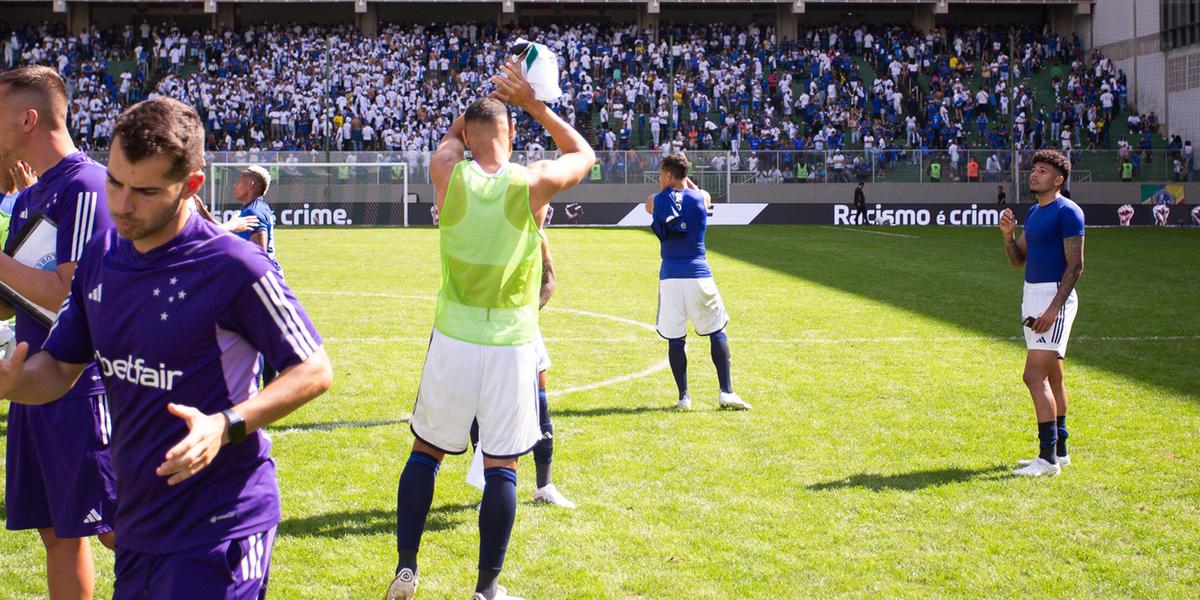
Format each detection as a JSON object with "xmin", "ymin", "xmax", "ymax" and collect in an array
[{"xmin": 48, "ymin": 0, "xmax": 1095, "ymax": 3}]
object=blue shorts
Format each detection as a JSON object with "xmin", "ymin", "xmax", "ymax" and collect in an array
[
  {"xmin": 5, "ymin": 393, "xmax": 116, "ymax": 538},
  {"xmin": 114, "ymin": 526, "xmax": 277, "ymax": 600}
]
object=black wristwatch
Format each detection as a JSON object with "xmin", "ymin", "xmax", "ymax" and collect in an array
[{"xmin": 222, "ymin": 409, "xmax": 247, "ymax": 445}]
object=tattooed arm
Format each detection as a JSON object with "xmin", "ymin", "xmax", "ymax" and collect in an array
[
  {"xmin": 999, "ymin": 208, "xmax": 1026, "ymax": 268},
  {"xmin": 539, "ymin": 236, "xmax": 555, "ymax": 310},
  {"xmin": 1030, "ymin": 235, "xmax": 1085, "ymax": 333}
]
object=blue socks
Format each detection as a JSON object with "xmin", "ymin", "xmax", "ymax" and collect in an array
[
  {"xmin": 478, "ymin": 467, "xmax": 518, "ymax": 595},
  {"xmin": 709, "ymin": 330, "xmax": 733, "ymax": 394},
  {"xmin": 1056, "ymin": 415, "xmax": 1068, "ymax": 457},
  {"xmin": 1037, "ymin": 421, "xmax": 1058, "ymax": 464},
  {"xmin": 668, "ymin": 337, "xmax": 688, "ymax": 399},
  {"xmin": 395, "ymin": 451, "xmax": 441, "ymax": 573},
  {"xmin": 669, "ymin": 333, "xmax": 735, "ymax": 399}
]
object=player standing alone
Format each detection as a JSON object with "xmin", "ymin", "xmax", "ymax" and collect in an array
[
  {"xmin": 645, "ymin": 153, "xmax": 749, "ymax": 411},
  {"xmin": 999, "ymin": 149, "xmax": 1085, "ymax": 477},
  {"xmin": 386, "ymin": 61, "xmax": 593, "ymax": 600}
]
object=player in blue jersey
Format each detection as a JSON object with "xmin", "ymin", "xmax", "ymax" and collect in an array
[
  {"xmin": 232, "ymin": 165, "xmax": 280, "ymax": 387},
  {"xmin": 999, "ymin": 149, "xmax": 1085, "ymax": 477},
  {"xmin": 645, "ymin": 153, "xmax": 749, "ymax": 411},
  {"xmin": 233, "ymin": 165, "xmax": 278, "ymax": 271},
  {"xmin": 0, "ymin": 97, "xmax": 333, "ymax": 598},
  {"xmin": 0, "ymin": 65, "xmax": 117, "ymax": 599}
]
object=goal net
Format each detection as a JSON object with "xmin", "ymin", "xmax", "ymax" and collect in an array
[{"xmin": 207, "ymin": 162, "xmax": 410, "ymax": 227}]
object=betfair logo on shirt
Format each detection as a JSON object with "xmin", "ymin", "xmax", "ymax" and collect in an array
[{"xmin": 94, "ymin": 352, "xmax": 183, "ymax": 391}]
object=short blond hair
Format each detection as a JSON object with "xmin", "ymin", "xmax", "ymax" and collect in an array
[{"xmin": 243, "ymin": 165, "xmax": 271, "ymax": 197}]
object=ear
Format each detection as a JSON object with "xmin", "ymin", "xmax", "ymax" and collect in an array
[
  {"xmin": 21, "ymin": 108, "xmax": 39, "ymax": 133},
  {"xmin": 182, "ymin": 170, "xmax": 206, "ymax": 198}
]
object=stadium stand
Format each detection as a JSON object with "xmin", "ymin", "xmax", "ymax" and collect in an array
[{"xmin": 0, "ymin": 3, "xmax": 1192, "ymax": 188}]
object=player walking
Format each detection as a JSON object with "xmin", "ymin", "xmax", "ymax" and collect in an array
[{"xmin": 0, "ymin": 97, "xmax": 332, "ymax": 597}]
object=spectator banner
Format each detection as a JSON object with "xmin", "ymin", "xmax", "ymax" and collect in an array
[{"xmin": 1140, "ymin": 184, "xmax": 1187, "ymax": 205}]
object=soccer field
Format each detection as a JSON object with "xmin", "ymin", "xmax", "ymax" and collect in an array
[{"xmin": 2, "ymin": 225, "xmax": 1199, "ymax": 598}]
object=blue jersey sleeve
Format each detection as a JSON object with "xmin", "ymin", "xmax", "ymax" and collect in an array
[
  {"xmin": 240, "ymin": 204, "xmax": 269, "ymax": 235},
  {"xmin": 1060, "ymin": 202, "xmax": 1085, "ymax": 238},
  {"xmin": 652, "ymin": 191, "xmax": 687, "ymax": 238},
  {"xmin": 43, "ymin": 251, "xmax": 94, "ymax": 365},
  {"xmin": 48, "ymin": 178, "xmax": 113, "ymax": 264}
]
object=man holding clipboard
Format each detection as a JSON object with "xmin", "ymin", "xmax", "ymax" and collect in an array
[{"xmin": 0, "ymin": 65, "xmax": 116, "ymax": 599}]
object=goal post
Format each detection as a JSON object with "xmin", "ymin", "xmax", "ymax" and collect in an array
[{"xmin": 207, "ymin": 162, "xmax": 410, "ymax": 227}]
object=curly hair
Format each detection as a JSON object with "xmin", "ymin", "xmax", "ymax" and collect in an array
[{"xmin": 1031, "ymin": 149, "xmax": 1071, "ymax": 181}]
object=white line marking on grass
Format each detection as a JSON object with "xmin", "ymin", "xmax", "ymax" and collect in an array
[
  {"xmin": 820, "ymin": 226, "xmax": 919, "ymax": 239},
  {"xmin": 300, "ymin": 289, "xmax": 665, "ymax": 398},
  {"xmin": 324, "ymin": 334, "xmax": 1200, "ymax": 345},
  {"xmin": 303, "ymin": 290, "xmax": 658, "ymax": 332},
  {"xmin": 549, "ymin": 359, "xmax": 671, "ymax": 398},
  {"xmin": 272, "ymin": 419, "xmax": 407, "ymax": 436}
]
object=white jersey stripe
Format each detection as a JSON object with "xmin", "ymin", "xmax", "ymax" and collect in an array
[
  {"xmin": 80, "ymin": 192, "xmax": 97, "ymax": 260},
  {"xmin": 71, "ymin": 193, "xmax": 83, "ymax": 260},
  {"xmin": 251, "ymin": 280, "xmax": 309, "ymax": 359},
  {"xmin": 46, "ymin": 294, "xmax": 73, "ymax": 339},
  {"xmin": 258, "ymin": 273, "xmax": 315, "ymax": 357},
  {"xmin": 71, "ymin": 192, "xmax": 95, "ymax": 262},
  {"xmin": 264, "ymin": 272, "xmax": 318, "ymax": 356}
]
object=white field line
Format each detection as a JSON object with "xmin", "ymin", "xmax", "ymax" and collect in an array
[
  {"xmin": 300, "ymin": 289, "xmax": 665, "ymax": 400},
  {"xmin": 548, "ymin": 359, "xmax": 671, "ymax": 398},
  {"xmin": 820, "ymin": 225, "xmax": 920, "ymax": 239},
  {"xmin": 323, "ymin": 334, "xmax": 1200, "ymax": 344}
]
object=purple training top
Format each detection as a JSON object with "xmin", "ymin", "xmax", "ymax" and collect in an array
[
  {"xmin": 44, "ymin": 212, "xmax": 323, "ymax": 554},
  {"xmin": 6, "ymin": 151, "xmax": 111, "ymax": 398}
]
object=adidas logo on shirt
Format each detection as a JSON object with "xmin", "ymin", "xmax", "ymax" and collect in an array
[
  {"xmin": 88, "ymin": 284, "xmax": 103, "ymax": 303},
  {"xmin": 83, "ymin": 508, "xmax": 103, "ymax": 524}
]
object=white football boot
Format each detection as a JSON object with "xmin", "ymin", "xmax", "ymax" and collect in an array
[
  {"xmin": 718, "ymin": 391, "xmax": 751, "ymax": 410},
  {"xmin": 532, "ymin": 484, "xmax": 576, "ymax": 509},
  {"xmin": 1012, "ymin": 457, "xmax": 1061, "ymax": 477},
  {"xmin": 384, "ymin": 568, "xmax": 417, "ymax": 600}
]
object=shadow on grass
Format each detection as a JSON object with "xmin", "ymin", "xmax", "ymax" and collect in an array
[
  {"xmin": 806, "ymin": 465, "xmax": 1010, "ymax": 492},
  {"xmin": 552, "ymin": 405, "xmax": 676, "ymax": 418},
  {"xmin": 280, "ymin": 503, "xmax": 476, "ymax": 539},
  {"xmin": 702, "ymin": 227, "xmax": 1200, "ymax": 397}
]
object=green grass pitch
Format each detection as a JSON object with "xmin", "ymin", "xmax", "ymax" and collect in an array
[{"xmin": 2, "ymin": 225, "xmax": 1199, "ymax": 598}]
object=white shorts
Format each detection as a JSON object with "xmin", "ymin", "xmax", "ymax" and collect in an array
[
  {"xmin": 411, "ymin": 329, "xmax": 542, "ymax": 458},
  {"xmin": 1021, "ymin": 282, "xmax": 1079, "ymax": 358},
  {"xmin": 532, "ymin": 332, "xmax": 551, "ymax": 373},
  {"xmin": 656, "ymin": 277, "xmax": 730, "ymax": 339}
]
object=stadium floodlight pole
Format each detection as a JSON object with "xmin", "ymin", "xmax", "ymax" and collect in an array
[
  {"xmin": 324, "ymin": 36, "xmax": 332, "ymax": 162},
  {"xmin": 669, "ymin": 35, "xmax": 675, "ymax": 135},
  {"xmin": 1010, "ymin": 25, "xmax": 1020, "ymax": 203}
]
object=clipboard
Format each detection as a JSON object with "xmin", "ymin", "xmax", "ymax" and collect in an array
[{"xmin": 0, "ymin": 214, "xmax": 61, "ymax": 328}]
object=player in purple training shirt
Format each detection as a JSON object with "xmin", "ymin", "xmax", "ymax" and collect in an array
[
  {"xmin": 0, "ymin": 97, "xmax": 333, "ymax": 599},
  {"xmin": 0, "ymin": 65, "xmax": 117, "ymax": 599}
]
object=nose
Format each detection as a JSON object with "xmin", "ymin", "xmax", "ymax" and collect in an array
[{"xmin": 107, "ymin": 187, "xmax": 134, "ymax": 216}]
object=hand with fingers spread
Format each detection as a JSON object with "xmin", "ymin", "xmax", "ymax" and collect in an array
[
  {"xmin": 0, "ymin": 341, "xmax": 30, "ymax": 398},
  {"xmin": 156, "ymin": 403, "xmax": 230, "ymax": 486},
  {"xmin": 10, "ymin": 161, "xmax": 37, "ymax": 192},
  {"xmin": 489, "ymin": 58, "xmax": 539, "ymax": 112},
  {"xmin": 221, "ymin": 215, "xmax": 260, "ymax": 233}
]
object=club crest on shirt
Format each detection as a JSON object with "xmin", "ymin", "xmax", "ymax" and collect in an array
[{"xmin": 34, "ymin": 252, "xmax": 57, "ymax": 271}]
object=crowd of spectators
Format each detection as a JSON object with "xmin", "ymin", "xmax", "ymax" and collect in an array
[{"xmin": 2, "ymin": 18, "xmax": 1190, "ymax": 183}]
